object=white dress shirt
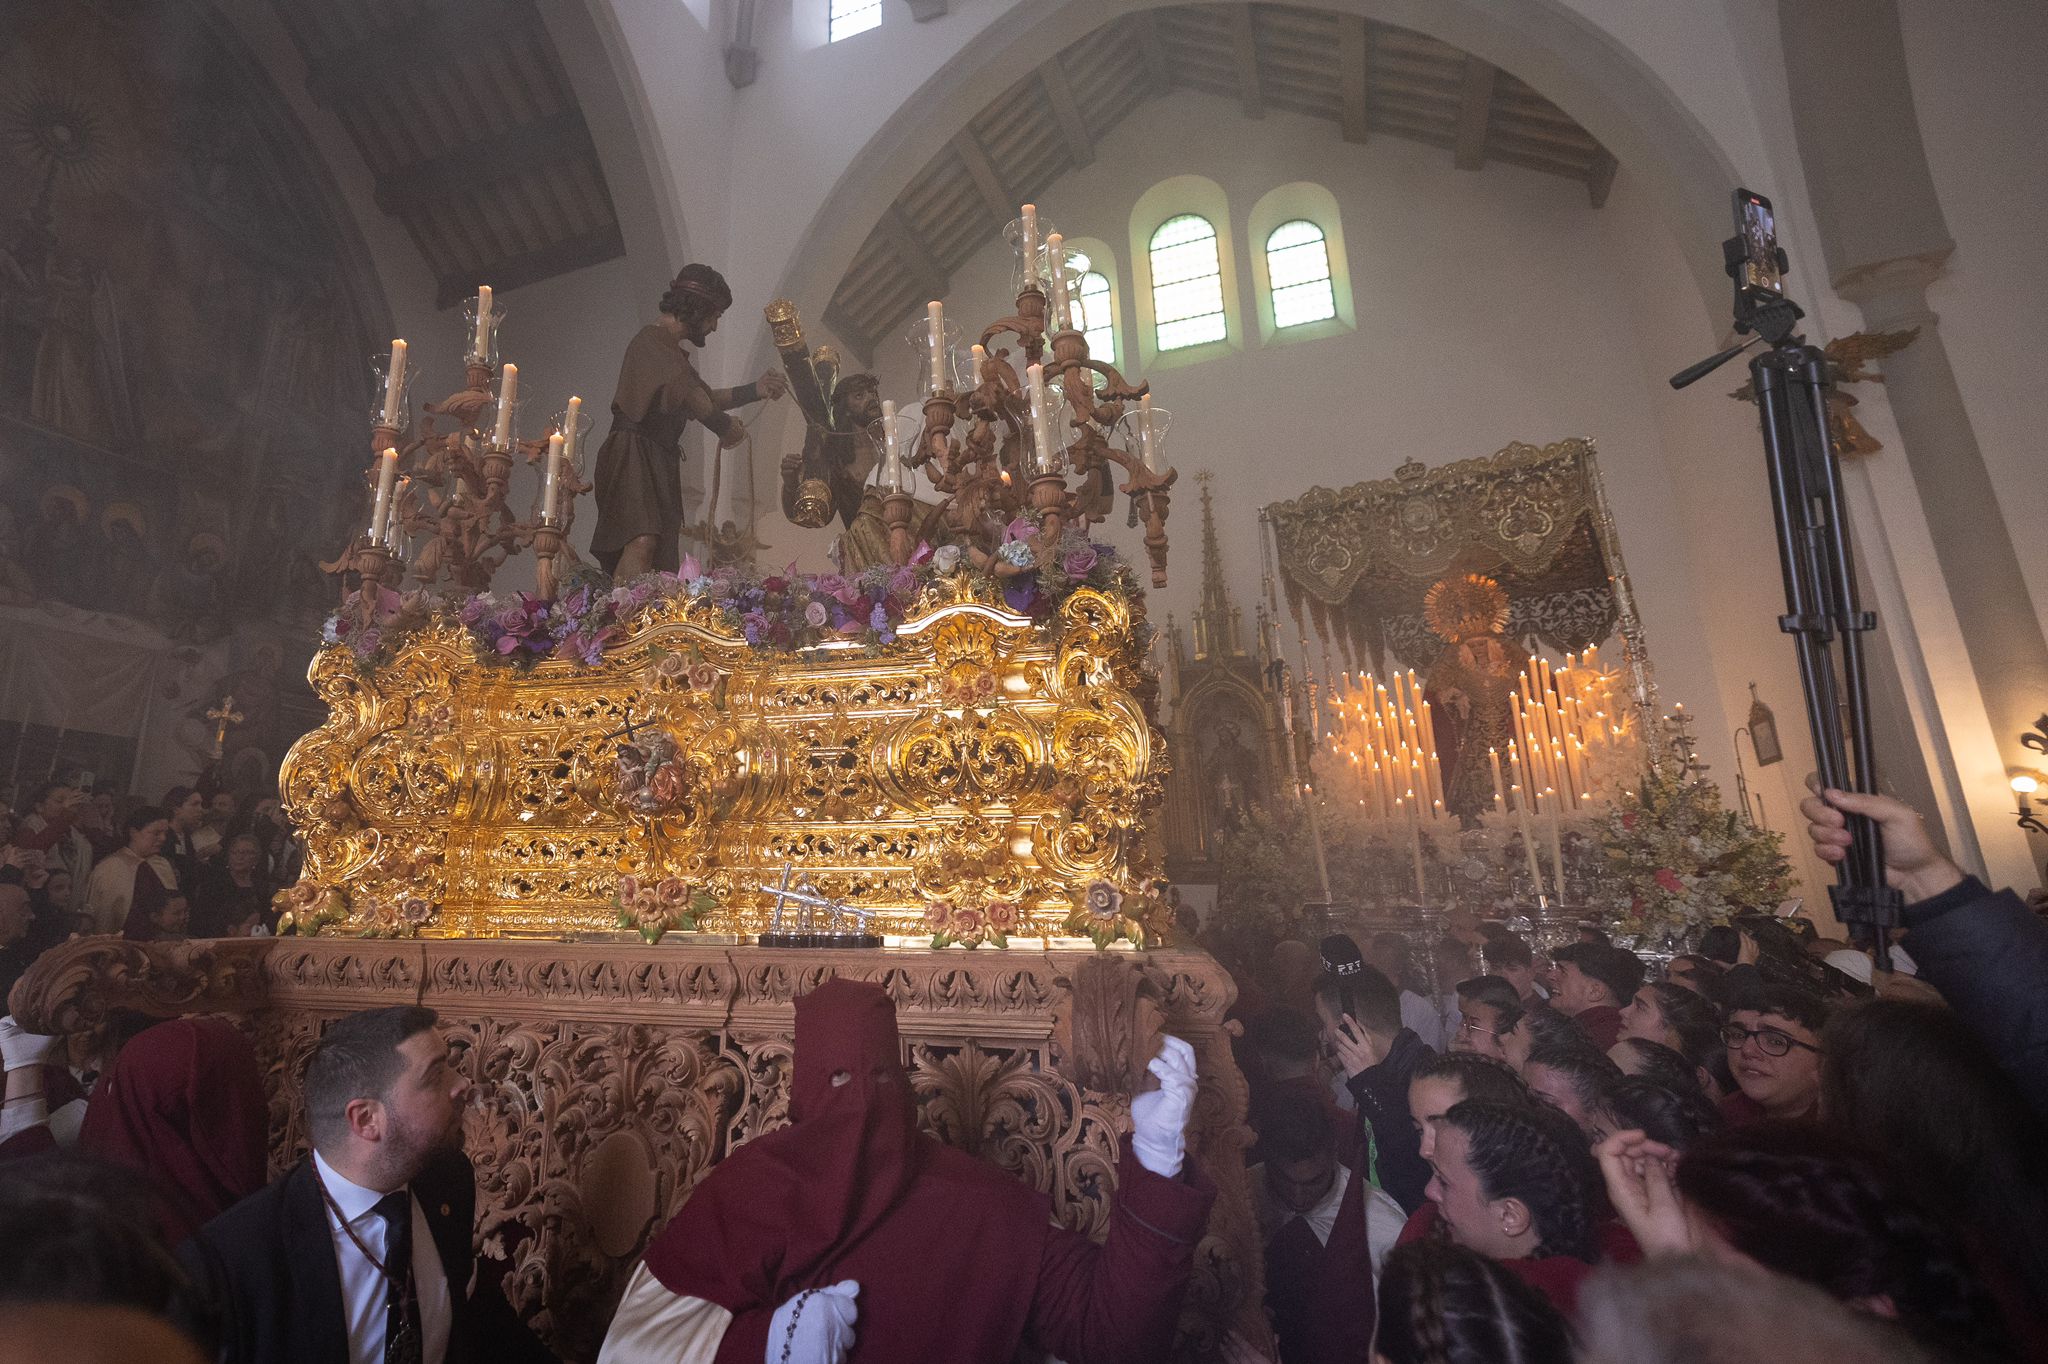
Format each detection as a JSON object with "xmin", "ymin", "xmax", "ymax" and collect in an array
[
  {"xmin": 1398, "ymin": 989, "xmax": 1446, "ymax": 1052},
  {"xmin": 313, "ymin": 1151, "xmax": 453, "ymax": 1364}
]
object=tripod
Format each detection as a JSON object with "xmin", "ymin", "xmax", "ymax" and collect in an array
[{"xmin": 1671, "ymin": 246, "xmax": 1903, "ymax": 969}]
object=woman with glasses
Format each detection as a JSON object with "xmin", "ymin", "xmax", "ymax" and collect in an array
[{"xmin": 1719, "ymin": 985, "xmax": 1829, "ymax": 1125}]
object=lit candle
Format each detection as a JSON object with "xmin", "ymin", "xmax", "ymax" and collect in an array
[
  {"xmin": 1407, "ymin": 791, "xmax": 1428, "ymax": 898},
  {"xmin": 969, "ymin": 343, "xmax": 986, "ymax": 384},
  {"xmin": 1139, "ymin": 393, "xmax": 1157, "ymax": 472},
  {"xmin": 1045, "ymin": 232, "xmax": 1068, "ymax": 327},
  {"xmin": 380, "ymin": 339, "xmax": 407, "ymax": 428},
  {"xmin": 881, "ymin": 398, "xmax": 902, "ymax": 491},
  {"xmin": 1020, "ymin": 204, "xmax": 1040, "ymax": 284},
  {"xmin": 492, "ymin": 362, "xmax": 518, "ymax": 447},
  {"xmin": 385, "ymin": 476, "xmax": 409, "ymax": 547},
  {"xmin": 561, "ymin": 395, "xmax": 583, "ymax": 468},
  {"xmin": 541, "ymin": 433, "xmax": 564, "ymax": 524},
  {"xmin": 926, "ymin": 301, "xmax": 946, "ymax": 395},
  {"xmin": 473, "ymin": 285, "xmax": 493, "ymax": 359},
  {"xmin": 369, "ymin": 447, "xmax": 398, "ymax": 541}
]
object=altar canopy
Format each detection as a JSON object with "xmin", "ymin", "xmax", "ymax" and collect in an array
[{"xmin": 1263, "ymin": 439, "xmax": 1637, "ymax": 678}]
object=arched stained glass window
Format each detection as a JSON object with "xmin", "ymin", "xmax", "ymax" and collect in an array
[
  {"xmin": 1149, "ymin": 215, "xmax": 1227, "ymax": 351},
  {"xmin": 1076, "ymin": 269, "xmax": 1115, "ymax": 366},
  {"xmin": 829, "ymin": 0, "xmax": 881, "ymax": 42},
  {"xmin": 1266, "ymin": 219, "xmax": 1336, "ymax": 328}
]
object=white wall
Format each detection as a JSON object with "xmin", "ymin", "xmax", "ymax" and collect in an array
[{"xmin": 1896, "ymin": 0, "xmax": 2048, "ymax": 638}]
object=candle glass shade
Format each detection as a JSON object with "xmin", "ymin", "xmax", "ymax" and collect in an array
[
  {"xmin": 552, "ymin": 405, "xmax": 597, "ymax": 475},
  {"xmin": 465, "ymin": 298, "xmax": 505, "ymax": 368},
  {"xmin": 487, "ymin": 395, "xmax": 520, "ymax": 449},
  {"xmin": 1003, "ymin": 213, "xmax": 1060, "ymax": 295},
  {"xmin": 1049, "ymin": 245, "xmax": 1093, "ymax": 333},
  {"xmin": 902, "ymin": 317, "xmax": 966, "ymax": 396},
  {"xmin": 368, "ymin": 352, "xmax": 415, "ymax": 431},
  {"xmin": 871, "ymin": 406, "xmax": 926, "ymax": 493},
  {"xmin": 1112, "ymin": 404, "xmax": 1172, "ymax": 474}
]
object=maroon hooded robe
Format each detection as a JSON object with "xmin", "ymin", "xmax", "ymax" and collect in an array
[{"xmin": 641, "ymin": 977, "xmax": 1215, "ymax": 1364}]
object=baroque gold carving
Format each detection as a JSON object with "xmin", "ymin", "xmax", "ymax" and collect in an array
[{"xmin": 279, "ymin": 588, "xmax": 1160, "ymax": 943}]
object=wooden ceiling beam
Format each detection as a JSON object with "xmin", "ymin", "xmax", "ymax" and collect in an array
[
  {"xmin": 950, "ymin": 131, "xmax": 1013, "ymax": 225},
  {"xmin": 305, "ymin": 0, "xmax": 529, "ymax": 109},
  {"xmin": 432, "ymin": 221, "xmax": 622, "ymax": 308},
  {"xmin": 1453, "ymin": 54, "xmax": 1497, "ymax": 170},
  {"xmin": 1038, "ymin": 59, "xmax": 1096, "ymax": 168},
  {"xmin": 1585, "ymin": 150, "xmax": 1619, "ymax": 208},
  {"xmin": 373, "ymin": 110, "xmax": 589, "ymax": 213},
  {"xmin": 1228, "ymin": 5, "xmax": 1264, "ymax": 120},
  {"xmin": 878, "ymin": 205, "xmax": 950, "ymax": 303},
  {"xmin": 1338, "ymin": 16, "xmax": 1371, "ymax": 143},
  {"xmin": 1134, "ymin": 12, "xmax": 1174, "ymax": 94},
  {"xmin": 820, "ymin": 299, "xmax": 878, "ymax": 370}
]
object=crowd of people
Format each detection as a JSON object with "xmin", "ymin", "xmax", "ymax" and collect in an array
[
  {"xmin": 0, "ymin": 776, "xmax": 301, "ymax": 1001},
  {"xmin": 0, "ymin": 783, "xmax": 2042, "ymax": 1364}
]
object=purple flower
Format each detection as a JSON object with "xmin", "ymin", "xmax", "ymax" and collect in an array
[
  {"xmin": 356, "ymin": 628, "xmax": 382, "ymax": 656},
  {"xmin": 563, "ymin": 585, "xmax": 591, "ymax": 619},
  {"xmin": 804, "ymin": 600, "xmax": 829, "ymax": 628},
  {"xmin": 811, "ymin": 573, "xmax": 848, "ymax": 598},
  {"xmin": 868, "ymin": 601, "xmax": 890, "ymax": 632},
  {"xmin": 1003, "ymin": 579, "xmax": 1040, "ymax": 613},
  {"xmin": 457, "ymin": 597, "xmax": 488, "ymax": 626},
  {"xmin": 1004, "ymin": 516, "xmax": 1035, "ymax": 543},
  {"xmin": 494, "ymin": 604, "xmax": 530, "ymax": 633},
  {"xmin": 1061, "ymin": 545, "xmax": 1098, "ymax": 578}
]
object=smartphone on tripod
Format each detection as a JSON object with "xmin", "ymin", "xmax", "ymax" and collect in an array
[{"xmin": 1733, "ymin": 188, "xmax": 1785, "ymax": 299}]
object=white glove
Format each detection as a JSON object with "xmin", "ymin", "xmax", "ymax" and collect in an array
[
  {"xmin": 1130, "ymin": 1035, "xmax": 1198, "ymax": 1178},
  {"xmin": 766, "ymin": 1280, "xmax": 859, "ymax": 1364},
  {"xmin": 0, "ymin": 1016, "xmax": 56, "ymax": 1072}
]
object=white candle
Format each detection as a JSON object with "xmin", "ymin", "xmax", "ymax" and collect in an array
[
  {"xmin": 969, "ymin": 343, "xmax": 986, "ymax": 382},
  {"xmin": 380, "ymin": 339, "xmax": 406, "ymax": 427},
  {"xmin": 562, "ymin": 395, "xmax": 583, "ymax": 467},
  {"xmin": 1139, "ymin": 393, "xmax": 1157, "ymax": 472},
  {"xmin": 369, "ymin": 447, "xmax": 398, "ymax": 540},
  {"xmin": 1026, "ymin": 362, "xmax": 1053, "ymax": 471},
  {"xmin": 473, "ymin": 285, "xmax": 492, "ymax": 359},
  {"xmin": 492, "ymin": 362, "xmax": 518, "ymax": 447},
  {"xmin": 1045, "ymin": 233, "xmax": 1068, "ymax": 327},
  {"xmin": 542, "ymin": 433, "xmax": 564, "ymax": 523},
  {"xmin": 386, "ymin": 476, "xmax": 408, "ymax": 547},
  {"xmin": 926, "ymin": 301, "xmax": 945, "ymax": 394},
  {"xmin": 1020, "ymin": 204, "xmax": 1040, "ymax": 284},
  {"xmin": 881, "ymin": 398, "xmax": 901, "ymax": 491}
]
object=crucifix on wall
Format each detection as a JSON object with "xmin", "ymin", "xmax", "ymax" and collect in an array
[{"xmin": 207, "ymin": 694, "xmax": 245, "ymax": 759}]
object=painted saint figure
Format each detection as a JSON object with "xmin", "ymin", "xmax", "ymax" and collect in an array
[{"xmin": 589, "ymin": 265, "xmax": 788, "ymax": 578}]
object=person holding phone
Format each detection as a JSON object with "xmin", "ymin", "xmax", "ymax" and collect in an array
[{"xmin": 1313, "ymin": 948, "xmax": 1438, "ymax": 1213}]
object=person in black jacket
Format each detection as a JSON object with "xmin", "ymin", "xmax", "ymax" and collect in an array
[
  {"xmin": 179, "ymin": 1006, "xmax": 556, "ymax": 1364},
  {"xmin": 1314, "ymin": 946, "xmax": 1437, "ymax": 1213},
  {"xmin": 1801, "ymin": 783, "xmax": 2048, "ymax": 1116}
]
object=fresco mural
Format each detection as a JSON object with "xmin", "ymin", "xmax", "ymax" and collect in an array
[{"xmin": 0, "ymin": 0, "xmax": 388, "ymax": 799}]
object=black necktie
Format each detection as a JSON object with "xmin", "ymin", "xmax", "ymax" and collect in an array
[{"xmin": 373, "ymin": 1191, "xmax": 422, "ymax": 1364}]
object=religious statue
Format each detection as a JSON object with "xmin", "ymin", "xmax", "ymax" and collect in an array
[
  {"xmin": 767, "ymin": 308, "xmax": 951, "ymax": 572},
  {"xmin": 588, "ymin": 265, "xmax": 788, "ymax": 578},
  {"xmin": 1419, "ymin": 573, "xmax": 1522, "ymax": 819}
]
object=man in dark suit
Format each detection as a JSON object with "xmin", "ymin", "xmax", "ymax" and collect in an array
[{"xmin": 179, "ymin": 1006, "xmax": 555, "ymax": 1364}]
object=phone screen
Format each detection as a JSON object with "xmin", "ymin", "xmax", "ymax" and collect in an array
[{"xmin": 1734, "ymin": 188, "xmax": 1783, "ymax": 295}]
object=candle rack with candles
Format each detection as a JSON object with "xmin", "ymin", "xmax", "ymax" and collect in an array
[{"xmin": 329, "ymin": 314, "xmax": 594, "ymax": 605}]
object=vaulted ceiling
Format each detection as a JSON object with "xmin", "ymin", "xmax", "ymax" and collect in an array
[
  {"xmin": 267, "ymin": 0, "xmax": 623, "ymax": 308},
  {"xmin": 823, "ymin": 2, "xmax": 1616, "ymax": 359}
]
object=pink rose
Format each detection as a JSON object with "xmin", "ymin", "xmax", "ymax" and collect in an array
[
  {"xmin": 656, "ymin": 877, "xmax": 689, "ymax": 907},
  {"xmin": 804, "ymin": 600, "xmax": 829, "ymax": 628},
  {"xmin": 617, "ymin": 876, "xmax": 642, "ymax": 901},
  {"xmin": 1653, "ymin": 868, "xmax": 1685, "ymax": 895},
  {"xmin": 1061, "ymin": 545, "xmax": 1098, "ymax": 577},
  {"xmin": 688, "ymin": 661, "xmax": 721, "ymax": 689},
  {"xmin": 985, "ymin": 900, "xmax": 1020, "ymax": 932}
]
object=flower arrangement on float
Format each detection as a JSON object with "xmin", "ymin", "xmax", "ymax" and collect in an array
[{"xmin": 321, "ymin": 527, "xmax": 1142, "ymax": 674}]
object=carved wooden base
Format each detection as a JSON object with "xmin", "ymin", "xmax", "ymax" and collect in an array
[{"xmin": 10, "ymin": 938, "xmax": 1267, "ymax": 1362}]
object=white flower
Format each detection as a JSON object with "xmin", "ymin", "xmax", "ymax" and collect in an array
[{"xmin": 931, "ymin": 544, "xmax": 964, "ymax": 573}]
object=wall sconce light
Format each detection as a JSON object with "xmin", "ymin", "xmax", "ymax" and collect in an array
[
  {"xmin": 1747, "ymin": 682, "xmax": 1783, "ymax": 767},
  {"xmin": 2013, "ymin": 772, "xmax": 2046, "ymax": 836}
]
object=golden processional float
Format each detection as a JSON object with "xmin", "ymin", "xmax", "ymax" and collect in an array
[{"xmin": 286, "ymin": 207, "xmax": 1183, "ymax": 949}]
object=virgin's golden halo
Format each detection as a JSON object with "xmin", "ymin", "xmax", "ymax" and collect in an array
[{"xmin": 1424, "ymin": 573, "xmax": 1510, "ymax": 642}]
